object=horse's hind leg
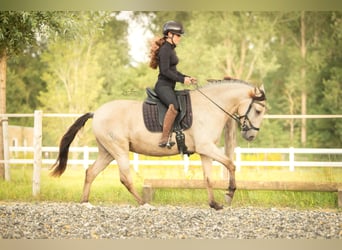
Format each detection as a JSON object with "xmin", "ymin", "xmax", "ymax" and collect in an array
[
  {"xmin": 116, "ymin": 154, "xmax": 144, "ymax": 205},
  {"xmin": 81, "ymin": 145, "xmax": 113, "ymax": 203}
]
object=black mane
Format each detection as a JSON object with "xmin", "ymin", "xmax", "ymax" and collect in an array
[
  {"xmin": 205, "ymin": 77, "xmax": 266, "ymax": 101},
  {"xmin": 206, "ymin": 77, "xmax": 254, "ymax": 87}
]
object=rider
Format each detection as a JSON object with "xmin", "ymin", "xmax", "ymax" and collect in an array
[{"xmin": 149, "ymin": 20, "xmax": 196, "ymax": 148}]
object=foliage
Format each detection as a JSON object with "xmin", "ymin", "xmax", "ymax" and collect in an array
[
  {"xmin": 7, "ymin": 51, "xmax": 46, "ymax": 126},
  {"xmin": 0, "ymin": 11, "xmax": 56, "ymax": 56},
  {"xmin": 37, "ymin": 12, "xmax": 131, "ymax": 145},
  {"xmin": 177, "ymin": 12, "xmax": 280, "ymax": 83},
  {"xmin": 1, "ymin": 11, "xmax": 78, "ymax": 126},
  {"xmin": 4, "ymin": 11, "xmax": 342, "ymax": 148}
]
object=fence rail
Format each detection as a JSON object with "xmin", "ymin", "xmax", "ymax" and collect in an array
[
  {"xmin": 6, "ymin": 146, "xmax": 342, "ymax": 173},
  {"xmin": 1, "ymin": 111, "xmax": 342, "ymax": 201},
  {"xmin": 142, "ymin": 179, "xmax": 342, "ymax": 207}
]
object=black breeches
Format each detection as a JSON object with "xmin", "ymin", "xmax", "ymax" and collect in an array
[{"xmin": 154, "ymin": 84, "xmax": 179, "ymax": 110}]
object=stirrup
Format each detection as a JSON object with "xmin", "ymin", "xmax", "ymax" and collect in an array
[
  {"xmin": 166, "ymin": 141, "xmax": 176, "ymax": 149},
  {"xmin": 159, "ymin": 134, "xmax": 175, "ymax": 148},
  {"xmin": 158, "ymin": 141, "xmax": 175, "ymax": 148}
]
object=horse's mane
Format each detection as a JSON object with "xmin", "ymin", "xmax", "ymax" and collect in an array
[
  {"xmin": 203, "ymin": 77, "xmax": 266, "ymax": 101},
  {"xmin": 205, "ymin": 77, "xmax": 254, "ymax": 87}
]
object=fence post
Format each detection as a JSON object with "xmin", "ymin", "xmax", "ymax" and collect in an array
[
  {"xmin": 235, "ymin": 147, "xmax": 241, "ymax": 172},
  {"xmin": 289, "ymin": 147, "xmax": 295, "ymax": 172},
  {"xmin": 83, "ymin": 146, "xmax": 89, "ymax": 170},
  {"xmin": 133, "ymin": 153, "xmax": 139, "ymax": 172},
  {"xmin": 183, "ymin": 154, "xmax": 189, "ymax": 173},
  {"xmin": 32, "ymin": 110, "xmax": 42, "ymax": 197},
  {"xmin": 2, "ymin": 117, "xmax": 10, "ymax": 181}
]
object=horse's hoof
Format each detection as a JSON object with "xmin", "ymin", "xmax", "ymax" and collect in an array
[
  {"xmin": 81, "ymin": 202, "xmax": 94, "ymax": 209},
  {"xmin": 140, "ymin": 203, "xmax": 157, "ymax": 211},
  {"xmin": 209, "ymin": 201, "xmax": 223, "ymax": 210},
  {"xmin": 225, "ymin": 194, "xmax": 233, "ymax": 206}
]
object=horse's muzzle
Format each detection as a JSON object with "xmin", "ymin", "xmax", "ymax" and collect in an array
[{"xmin": 247, "ymin": 135, "xmax": 255, "ymax": 141}]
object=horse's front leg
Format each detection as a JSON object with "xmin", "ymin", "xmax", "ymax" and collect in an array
[
  {"xmin": 199, "ymin": 145, "xmax": 237, "ymax": 207},
  {"xmin": 225, "ymin": 161, "xmax": 236, "ymax": 206},
  {"xmin": 200, "ymin": 154, "xmax": 223, "ymax": 210}
]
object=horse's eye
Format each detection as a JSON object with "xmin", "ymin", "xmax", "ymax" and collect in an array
[{"xmin": 255, "ymin": 109, "xmax": 262, "ymax": 115}]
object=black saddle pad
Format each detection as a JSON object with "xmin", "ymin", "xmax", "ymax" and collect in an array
[{"xmin": 143, "ymin": 88, "xmax": 193, "ymax": 132}]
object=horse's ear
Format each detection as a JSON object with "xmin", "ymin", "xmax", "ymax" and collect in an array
[
  {"xmin": 253, "ymin": 85, "xmax": 266, "ymax": 101},
  {"xmin": 255, "ymin": 84, "xmax": 266, "ymax": 96},
  {"xmin": 254, "ymin": 86, "xmax": 262, "ymax": 96}
]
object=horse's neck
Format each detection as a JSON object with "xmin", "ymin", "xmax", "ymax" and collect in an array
[{"xmin": 197, "ymin": 83, "xmax": 251, "ymax": 111}]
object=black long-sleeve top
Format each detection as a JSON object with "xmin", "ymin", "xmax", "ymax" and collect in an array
[{"xmin": 157, "ymin": 41, "xmax": 187, "ymax": 88}]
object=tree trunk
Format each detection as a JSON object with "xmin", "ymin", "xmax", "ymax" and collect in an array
[
  {"xmin": 300, "ymin": 11, "xmax": 307, "ymax": 147},
  {"xmin": 286, "ymin": 90, "xmax": 295, "ymax": 144},
  {"xmin": 0, "ymin": 50, "xmax": 7, "ymax": 179}
]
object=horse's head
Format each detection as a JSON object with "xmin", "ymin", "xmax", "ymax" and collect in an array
[{"xmin": 236, "ymin": 85, "xmax": 267, "ymax": 141}]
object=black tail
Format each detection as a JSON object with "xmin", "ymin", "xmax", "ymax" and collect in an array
[{"xmin": 50, "ymin": 112, "xmax": 94, "ymax": 177}]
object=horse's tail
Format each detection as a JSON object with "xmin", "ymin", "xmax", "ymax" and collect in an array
[{"xmin": 50, "ymin": 112, "xmax": 94, "ymax": 177}]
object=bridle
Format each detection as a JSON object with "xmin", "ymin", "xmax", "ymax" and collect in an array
[
  {"xmin": 195, "ymin": 85, "xmax": 266, "ymax": 132},
  {"xmin": 238, "ymin": 99, "xmax": 266, "ymax": 132}
]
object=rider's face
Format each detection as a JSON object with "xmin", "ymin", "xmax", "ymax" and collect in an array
[{"xmin": 167, "ymin": 32, "xmax": 182, "ymax": 45}]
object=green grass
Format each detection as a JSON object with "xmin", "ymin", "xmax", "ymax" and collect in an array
[
  {"xmin": 151, "ymin": 189, "xmax": 338, "ymax": 209},
  {"xmin": 0, "ymin": 163, "xmax": 341, "ymax": 209}
]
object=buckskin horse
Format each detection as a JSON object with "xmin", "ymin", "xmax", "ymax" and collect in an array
[{"xmin": 51, "ymin": 78, "xmax": 267, "ymax": 210}]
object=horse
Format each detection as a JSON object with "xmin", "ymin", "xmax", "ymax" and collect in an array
[{"xmin": 50, "ymin": 79, "xmax": 267, "ymax": 210}]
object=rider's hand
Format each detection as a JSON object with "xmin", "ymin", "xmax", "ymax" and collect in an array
[
  {"xmin": 184, "ymin": 77, "xmax": 197, "ymax": 85},
  {"xmin": 190, "ymin": 77, "xmax": 197, "ymax": 84}
]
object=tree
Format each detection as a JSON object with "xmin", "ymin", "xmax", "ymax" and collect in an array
[
  {"xmin": 38, "ymin": 12, "xmax": 132, "ymax": 146},
  {"xmin": 94, "ymin": 14, "xmax": 142, "ymax": 104},
  {"xmin": 267, "ymin": 12, "xmax": 340, "ymax": 147},
  {"xmin": 7, "ymin": 48, "xmax": 47, "ymax": 126},
  {"xmin": 309, "ymin": 12, "xmax": 342, "ymax": 147},
  {"xmin": 0, "ymin": 11, "xmax": 64, "ymax": 179},
  {"xmin": 174, "ymin": 12, "xmax": 280, "ymax": 85}
]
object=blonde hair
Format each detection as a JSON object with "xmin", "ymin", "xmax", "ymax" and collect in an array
[{"xmin": 149, "ymin": 36, "xmax": 166, "ymax": 69}]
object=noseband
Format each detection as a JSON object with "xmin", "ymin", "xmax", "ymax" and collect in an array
[
  {"xmin": 238, "ymin": 99, "xmax": 265, "ymax": 132},
  {"xmin": 196, "ymin": 87, "xmax": 266, "ymax": 132}
]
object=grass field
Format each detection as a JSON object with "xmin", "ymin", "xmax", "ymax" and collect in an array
[{"xmin": 0, "ymin": 160, "xmax": 341, "ymax": 209}]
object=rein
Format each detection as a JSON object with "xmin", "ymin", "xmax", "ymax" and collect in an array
[
  {"xmin": 195, "ymin": 87, "xmax": 241, "ymax": 124},
  {"xmin": 194, "ymin": 83, "xmax": 265, "ymax": 132}
]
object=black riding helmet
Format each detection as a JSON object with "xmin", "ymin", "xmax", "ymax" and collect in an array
[{"xmin": 162, "ymin": 21, "xmax": 185, "ymax": 36}]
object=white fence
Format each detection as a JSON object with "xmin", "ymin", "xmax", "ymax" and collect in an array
[
  {"xmin": 1, "ymin": 111, "xmax": 342, "ymax": 196},
  {"xmin": 8, "ymin": 146, "xmax": 342, "ymax": 173},
  {"xmin": 5, "ymin": 145, "xmax": 342, "ymax": 197}
]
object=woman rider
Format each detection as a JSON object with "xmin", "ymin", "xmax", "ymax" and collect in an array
[{"xmin": 149, "ymin": 21, "xmax": 196, "ymax": 148}]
